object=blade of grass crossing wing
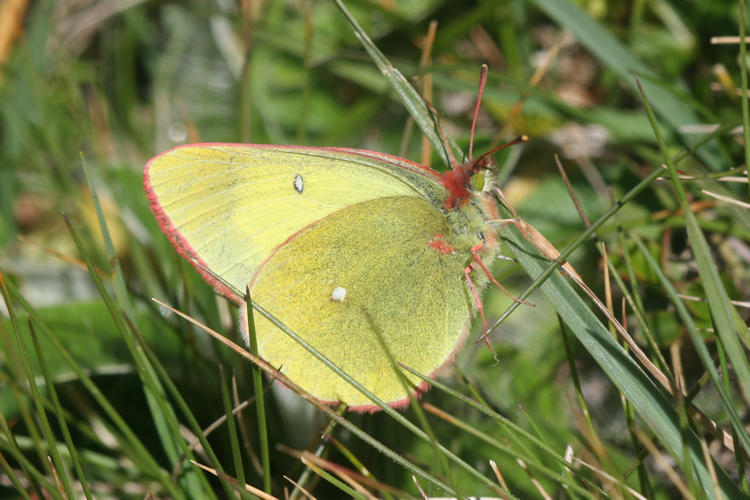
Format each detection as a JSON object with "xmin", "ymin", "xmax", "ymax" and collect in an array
[
  {"xmin": 366, "ymin": 320, "xmax": 460, "ymax": 497},
  {"xmin": 502, "ymin": 224, "xmax": 741, "ymax": 499},
  {"xmin": 246, "ymin": 298, "xmax": 505, "ymax": 494},
  {"xmin": 175, "ymin": 300, "xmax": 458, "ymax": 494},
  {"xmin": 198, "ymin": 263, "xmax": 514, "ymax": 495}
]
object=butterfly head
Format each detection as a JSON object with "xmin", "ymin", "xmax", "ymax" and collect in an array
[{"xmin": 440, "ymin": 135, "xmax": 527, "ymax": 210}]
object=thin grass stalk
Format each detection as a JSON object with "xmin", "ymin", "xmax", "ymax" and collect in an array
[
  {"xmin": 631, "ymin": 234, "xmax": 748, "ymax": 462},
  {"xmin": 503, "ymin": 219, "xmax": 740, "ymax": 498},
  {"xmin": 219, "ymin": 366, "xmax": 249, "ymax": 498},
  {"xmin": 0, "ymin": 309, "xmax": 48, "ymax": 478},
  {"xmin": 300, "ymin": 458, "xmax": 367, "ymax": 499},
  {"xmin": 244, "ymin": 290, "xmax": 271, "ymax": 493},
  {"xmin": 289, "ymin": 405, "xmax": 344, "ymax": 500},
  {"xmin": 333, "ymin": 0, "xmax": 461, "ymax": 166},
  {"xmin": 121, "ymin": 316, "xmax": 238, "ymax": 499},
  {"xmin": 0, "ymin": 438, "xmax": 59, "ymax": 499},
  {"xmin": 0, "ymin": 450, "xmax": 32, "ymax": 500},
  {"xmin": 78, "ymin": 168, "xmax": 199, "ymax": 491},
  {"xmin": 193, "ymin": 266, "xmax": 517, "ymax": 495},
  {"xmin": 29, "ymin": 323, "xmax": 92, "ymax": 499},
  {"xmin": 325, "ymin": 435, "xmax": 396, "ymax": 500},
  {"xmin": 403, "ymin": 365, "xmax": 597, "ymax": 497},
  {"xmin": 739, "ymin": 0, "xmax": 750, "ymax": 195}
]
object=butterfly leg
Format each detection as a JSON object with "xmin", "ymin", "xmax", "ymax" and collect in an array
[
  {"xmin": 464, "ymin": 263, "xmax": 497, "ymax": 355},
  {"xmin": 470, "ymin": 243, "xmax": 534, "ymax": 307}
]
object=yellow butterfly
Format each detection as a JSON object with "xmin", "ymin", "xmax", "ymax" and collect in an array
[{"xmin": 145, "ymin": 74, "xmax": 525, "ymax": 411}]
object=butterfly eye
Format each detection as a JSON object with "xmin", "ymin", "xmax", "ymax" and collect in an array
[{"xmin": 293, "ymin": 174, "xmax": 304, "ymax": 193}]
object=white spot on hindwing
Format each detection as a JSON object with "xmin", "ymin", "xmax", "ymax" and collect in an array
[
  {"xmin": 331, "ymin": 286, "xmax": 347, "ymax": 302},
  {"xmin": 293, "ymin": 174, "xmax": 304, "ymax": 193}
]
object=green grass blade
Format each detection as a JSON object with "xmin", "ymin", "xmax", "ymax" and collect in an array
[
  {"xmin": 80, "ymin": 156, "xmax": 131, "ymax": 313},
  {"xmin": 0, "ymin": 450, "xmax": 33, "ymax": 500},
  {"xmin": 244, "ymin": 291, "xmax": 271, "ymax": 493},
  {"xmin": 6, "ymin": 294, "xmax": 181, "ymax": 496},
  {"xmin": 123, "ymin": 316, "xmax": 235, "ymax": 499},
  {"xmin": 299, "ymin": 459, "xmax": 367, "ymax": 499},
  {"xmin": 78, "ymin": 169, "xmax": 198, "ymax": 492},
  {"xmin": 400, "ymin": 365, "xmax": 597, "ymax": 498},
  {"xmin": 0, "ymin": 439, "xmax": 59, "ymax": 499},
  {"xmin": 199, "ymin": 265, "xmax": 505, "ymax": 494},
  {"xmin": 366, "ymin": 314, "xmax": 457, "ymax": 494},
  {"xmin": 739, "ymin": 0, "xmax": 750, "ymax": 196},
  {"xmin": 492, "ymin": 121, "xmax": 739, "ymax": 331},
  {"xmin": 289, "ymin": 407, "xmax": 343, "ymax": 500},
  {"xmin": 219, "ymin": 366, "xmax": 248, "ymax": 498}
]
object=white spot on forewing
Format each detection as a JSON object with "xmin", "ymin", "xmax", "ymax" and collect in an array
[
  {"xmin": 293, "ymin": 174, "xmax": 304, "ymax": 193},
  {"xmin": 331, "ymin": 286, "xmax": 346, "ymax": 302}
]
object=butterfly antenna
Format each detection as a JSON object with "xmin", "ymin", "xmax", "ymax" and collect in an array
[
  {"xmin": 472, "ymin": 135, "xmax": 528, "ymax": 172},
  {"xmin": 469, "ymin": 64, "xmax": 489, "ymax": 165}
]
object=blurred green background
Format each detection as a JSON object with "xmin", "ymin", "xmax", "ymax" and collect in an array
[{"xmin": 1, "ymin": 0, "xmax": 749, "ymax": 498}]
